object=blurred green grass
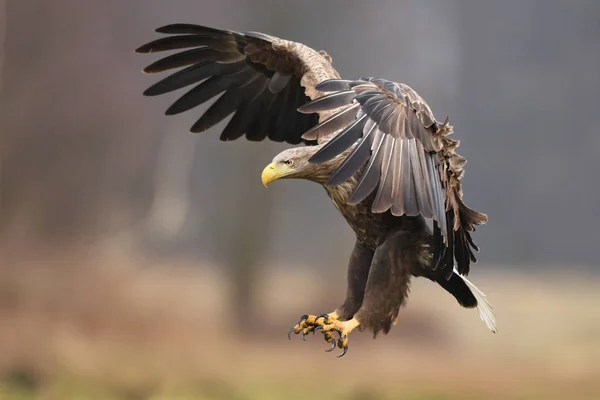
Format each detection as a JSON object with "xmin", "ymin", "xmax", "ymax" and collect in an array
[
  {"xmin": 2, "ymin": 377, "xmax": 599, "ymax": 400},
  {"xmin": 0, "ymin": 378, "xmax": 542, "ymax": 400}
]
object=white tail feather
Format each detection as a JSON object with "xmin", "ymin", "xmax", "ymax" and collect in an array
[{"xmin": 453, "ymin": 267, "xmax": 497, "ymax": 333}]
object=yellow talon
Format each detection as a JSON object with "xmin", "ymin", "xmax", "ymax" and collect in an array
[
  {"xmin": 288, "ymin": 312, "xmax": 360, "ymax": 357},
  {"xmin": 320, "ymin": 317, "xmax": 360, "ymax": 357}
]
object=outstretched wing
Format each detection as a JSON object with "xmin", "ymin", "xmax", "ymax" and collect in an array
[
  {"xmin": 299, "ymin": 78, "xmax": 487, "ymax": 278},
  {"xmin": 135, "ymin": 24, "xmax": 340, "ymax": 145}
]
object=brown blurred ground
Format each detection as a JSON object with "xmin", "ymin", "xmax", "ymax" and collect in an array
[{"xmin": 1, "ymin": 248, "xmax": 599, "ymax": 399}]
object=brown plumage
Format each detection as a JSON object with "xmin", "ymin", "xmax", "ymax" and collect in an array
[{"xmin": 136, "ymin": 23, "xmax": 496, "ymax": 356}]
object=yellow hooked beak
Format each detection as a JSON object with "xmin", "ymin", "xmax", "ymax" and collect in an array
[{"xmin": 261, "ymin": 162, "xmax": 292, "ymax": 187}]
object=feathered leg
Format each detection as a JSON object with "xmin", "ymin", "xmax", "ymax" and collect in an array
[
  {"xmin": 353, "ymin": 230, "xmax": 416, "ymax": 337},
  {"xmin": 337, "ymin": 240, "xmax": 375, "ymax": 319},
  {"xmin": 288, "ymin": 239, "xmax": 374, "ymax": 346},
  {"xmin": 307, "ymin": 230, "xmax": 417, "ymax": 356}
]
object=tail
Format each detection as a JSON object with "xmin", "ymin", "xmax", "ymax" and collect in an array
[{"xmin": 437, "ymin": 268, "xmax": 497, "ymax": 333}]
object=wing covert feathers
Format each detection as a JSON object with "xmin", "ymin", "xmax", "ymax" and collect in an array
[
  {"xmin": 302, "ymin": 78, "xmax": 487, "ymax": 277},
  {"xmin": 136, "ymin": 23, "xmax": 340, "ymax": 145}
]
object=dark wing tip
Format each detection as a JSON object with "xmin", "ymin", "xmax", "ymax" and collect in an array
[
  {"xmin": 135, "ymin": 43, "xmax": 156, "ymax": 54},
  {"xmin": 141, "ymin": 84, "xmax": 163, "ymax": 97},
  {"xmin": 142, "ymin": 60, "xmax": 174, "ymax": 73},
  {"xmin": 155, "ymin": 24, "xmax": 182, "ymax": 34},
  {"xmin": 154, "ymin": 24, "xmax": 229, "ymax": 35},
  {"xmin": 190, "ymin": 124, "xmax": 210, "ymax": 134},
  {"xmin": 164, "ymin": 106, "xmax": 180, "ymax": 116}
]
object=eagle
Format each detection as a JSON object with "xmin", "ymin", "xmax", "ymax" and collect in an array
[{"xmin": 135, "ymin": 24, "xmax": 496, "ymax": 357}]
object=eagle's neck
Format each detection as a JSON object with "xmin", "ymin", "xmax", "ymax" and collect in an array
[
  {"xmin": 323, "ymin": 178, "xmax": 356, "ymax": 205},
  {"xmin": 301, "ymin": 145, "xmax": 353, "ymax": 185}
]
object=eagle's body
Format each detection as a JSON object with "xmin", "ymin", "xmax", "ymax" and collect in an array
[
  {"xmin": 325, "ymin": 177, "xmax": 420, "ymax": 250},
  {"xmin": 136, "ymin": 24, "xmax": 496, "ymax": 356}
]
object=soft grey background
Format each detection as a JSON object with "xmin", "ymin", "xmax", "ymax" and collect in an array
[{"xmin": 1, "ymin": 0, "xmax": 599, "ymax": 270}]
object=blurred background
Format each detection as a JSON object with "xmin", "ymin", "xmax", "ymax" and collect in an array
[{"xmin": 1, "ymin": 0, "xmax": 599, "ymax": 399}]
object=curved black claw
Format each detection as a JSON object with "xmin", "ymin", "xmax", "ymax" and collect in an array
[
  {"xmin": 312, "ymin": 326, "xmax": 323, "ymax": 335},
  {"xmin": 297, "ymin": 314, "xmax": 309, "ymax": 325},
  {"xmin": 287, "ymin": 326, "xmax": 295, "ymax": 340},
  {"xmin": 337, "ymin": 345, "xmax": 349, "ymax": 358},
  {"xmin": 325, "ymin": 340, "xmax": 336, "ymax": 352},
  {"xmin": 315, "ymin": 313, "xmax": 329, "ymax": 322},
  {"xmin": 300, "ymin": 330, "xmax": 307, "ymax": 341}
]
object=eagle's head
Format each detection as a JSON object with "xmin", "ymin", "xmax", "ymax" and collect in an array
[{"xmin": 261, "ymin": 147, "xmax": 317, "ymax": 187}]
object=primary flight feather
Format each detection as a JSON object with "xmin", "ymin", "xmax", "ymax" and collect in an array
[{"xmin": 136, "ymin": 23, "xmax": 495, "ymax": 357}]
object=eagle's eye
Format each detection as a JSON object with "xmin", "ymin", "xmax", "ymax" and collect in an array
[{"xmin": 283, "ymin": 159, "xmax": 294, "ymax": 167}]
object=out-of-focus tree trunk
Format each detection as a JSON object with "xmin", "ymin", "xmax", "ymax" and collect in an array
[
  {"xmin": 0, "ymin": 0, "xmax": 10, "ymax": 241},
  {"xmin": 144, "ymin": 121, "xmax": 196, "ymax": 245},
  {"xmin": 221, "ymin": 146, "xmax": 274, "ymax": 333},
  {"xmin": 0, "ymin": 0, "xmax": 6, "ymax": 221},
  {"xmin": 0, "ymin": 0, "xmax": 5, "ymax": 95}
]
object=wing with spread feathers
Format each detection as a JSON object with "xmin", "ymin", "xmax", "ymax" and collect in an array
[
  {"xmin": 136, "ymin": 24, "xmax": 340, "ymax": 144},
  {"xmin": 299, "ymin": 78, "xmax": 487, "ymax": 278}
]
